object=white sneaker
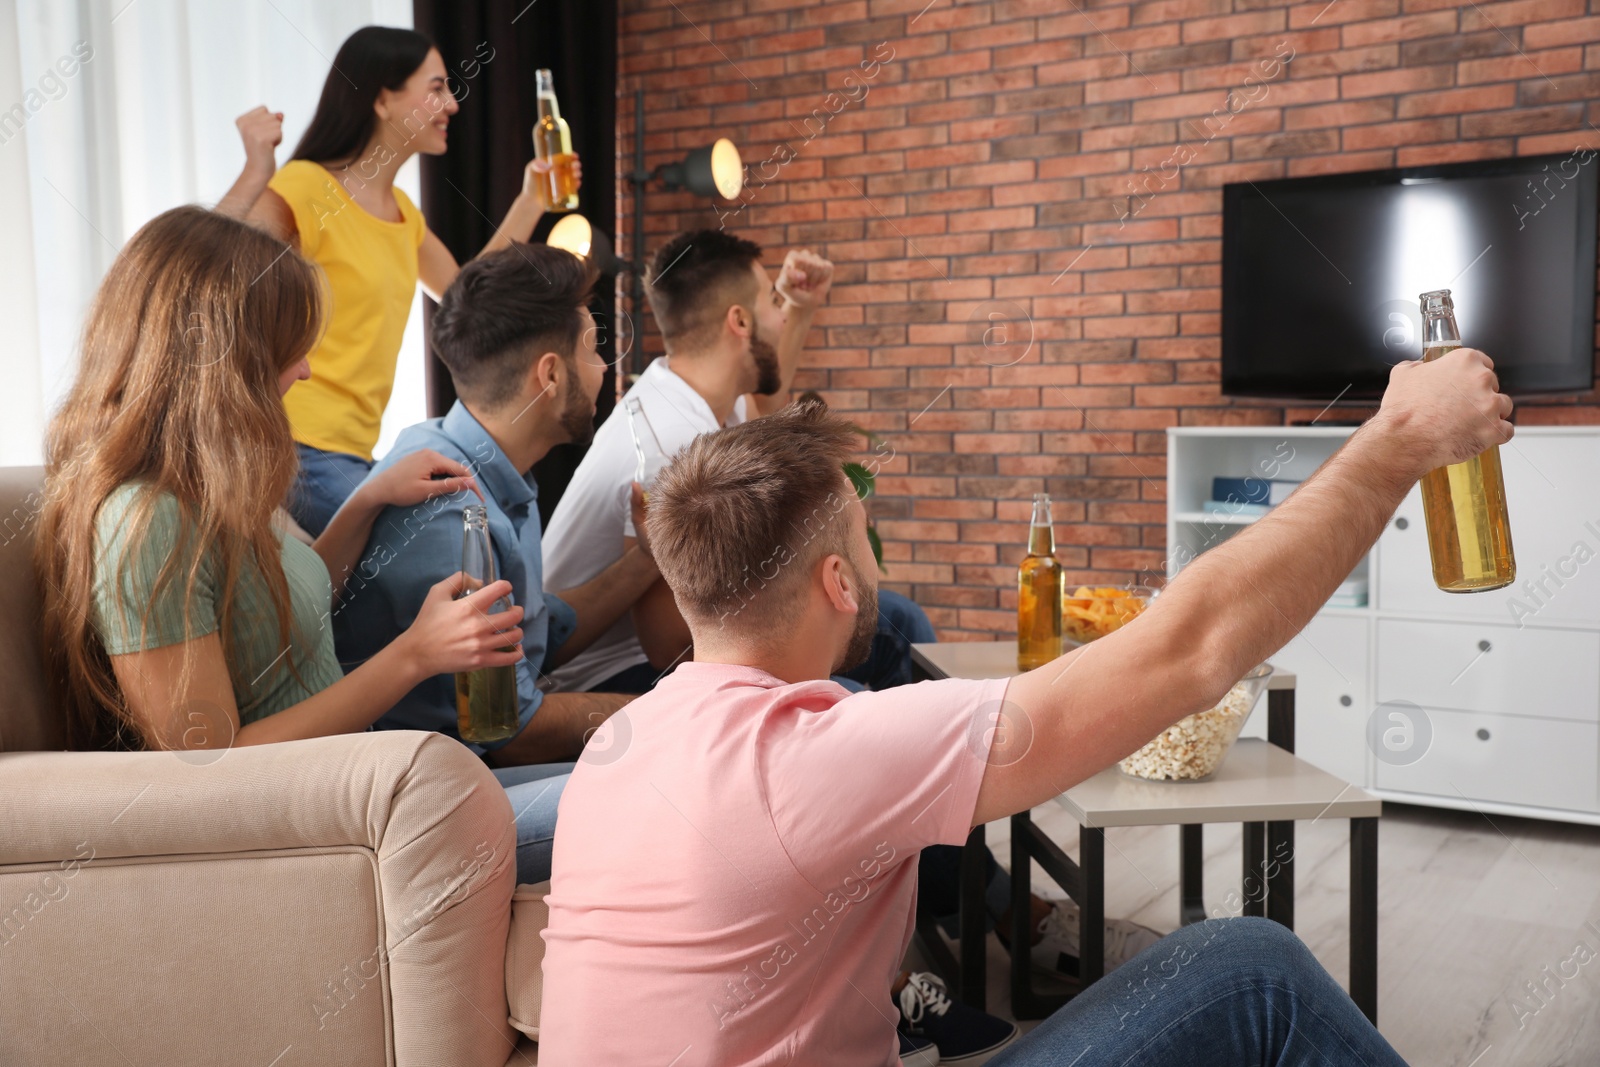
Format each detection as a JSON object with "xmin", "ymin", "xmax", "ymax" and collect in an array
[{"xmin": 1030, "ymin": 900, "xmax": 1164, "ymax": 976}]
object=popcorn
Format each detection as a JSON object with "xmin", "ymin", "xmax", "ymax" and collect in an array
[{"xmin": 1119, "ymin": 679, "xmax": 1258, "ymax": 781}]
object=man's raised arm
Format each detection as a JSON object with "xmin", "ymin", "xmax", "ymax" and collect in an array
[{"xmin": 973, "ymin": 347, "xmax": 1514, "ymax": 826}]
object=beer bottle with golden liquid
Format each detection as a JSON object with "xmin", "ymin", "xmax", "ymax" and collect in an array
[
  {"xmin": 1416, "ymin": 289, "xmax": 1516, "ymax": 592},
  {"xmin": 1017, "ymin": 493, "xmax": 1064, "ymax": 670},
  {"xmin": 533, "ymin": 69, "xmax": 580, "ymax": 212},
  {"xmin": 456, "ymin": 505, "xmax": 520, "ymax": 743}
]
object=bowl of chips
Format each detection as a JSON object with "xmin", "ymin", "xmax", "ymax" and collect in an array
[{"xmin": 1061, "ymin": 585, "xmax": 1156, "ymax": 644}]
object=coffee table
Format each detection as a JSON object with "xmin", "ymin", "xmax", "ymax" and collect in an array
[{"xmin": 910, "ymin": 640, "xmax": 1381, "ymax": 1024}]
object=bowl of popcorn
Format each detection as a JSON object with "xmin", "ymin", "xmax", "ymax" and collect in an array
[
  {"xmin": 1118, "ymin": 664, "xmax": 1274, "ymax": 782},
  {"xmin": 1061, "ymin": 585, "xmax": 1156, "ymax": 645}
]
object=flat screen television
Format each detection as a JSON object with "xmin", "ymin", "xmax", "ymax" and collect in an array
[{"xmin": 1221, "ymin": 153, "xmax": 1598, "ymax": 400}]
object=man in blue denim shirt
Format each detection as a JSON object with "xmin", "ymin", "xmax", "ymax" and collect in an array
[{"xmin": 332, "ymin": 246, "xmax": 659, "ymax": 881}]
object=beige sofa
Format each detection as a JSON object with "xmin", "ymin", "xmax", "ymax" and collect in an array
[{"xmin": 0, "ymin": 467, "xmax": 545, "ymax": 1065}]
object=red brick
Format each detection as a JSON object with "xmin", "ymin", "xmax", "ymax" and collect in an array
[
  {"xmin": 1342, "ymin": 116, "xmax": 1457, "ymax": 149},
  {"xmin": 1396, "ymin": 139, "xmax": 1514, "ymax": 165},
  {"xmin": 1285, "ymin": 99, "xmax": 1396, "ymax": 129},
  {"xmin": 1340, "ymin": 10, "xmax": 1457, "ymax": 47},
  {"xmin": 1396, "ymin": 84, "xmax": 1517, "ymax": 118},
  {"xmin": 1458, "ymin": 48, "xmax": 1585, "ymax": 85},
  {"xmin": 1524, "ymin": 18, "xmax": 1600, "ymax": 50},
  {"xmin": 1340, "ymin": 65, "xmax": 1454, "ymax": 98}
]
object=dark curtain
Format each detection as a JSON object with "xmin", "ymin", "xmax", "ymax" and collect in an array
[{"xmin": 413, "ymin": 0, "xmax": 618, "ymax": 523}]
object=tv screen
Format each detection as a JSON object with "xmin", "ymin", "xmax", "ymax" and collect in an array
[{"xmin": 1221, "ymin": 153, "xmax": 1598, "ymax": 400}]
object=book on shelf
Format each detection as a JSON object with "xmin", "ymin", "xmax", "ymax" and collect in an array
[
  {"xmin": 1211, "ymin": 476, "xmax": 1301, "ymax": 507},
  {"xmin": 1202, "ymin": 499, "xmax": 1271, "ymax": 517}
]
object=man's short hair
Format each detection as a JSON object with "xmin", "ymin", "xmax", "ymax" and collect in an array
[
  {"xmin": 431, "ymin": 244, "xmax": 596, "ymax": 409},
  {"xmin": 645, "ymin": 229, "xmax": 763, "ymax": 349},
  {"xmin": 648, "ymin": 399, "xmax": 860, "ymax": 629}
]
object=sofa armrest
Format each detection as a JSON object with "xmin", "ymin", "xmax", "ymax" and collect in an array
[{"xmin": 0, "ymin": 730, "xmax": 519, "ymax": 1067}]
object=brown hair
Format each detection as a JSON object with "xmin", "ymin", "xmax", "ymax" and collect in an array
[
  {"xmin": 430, "ymin": 243, "xmax": 596, "ymax": 410},
  {"xmin": 35, "ymin": 205, "xmax": 324, "ymax": 749},
  {"xmin": 644, "ymin": 228, "xmax": 763, "ymax": 351},
  {"xmin": 647, "ymin": 398, "xmax": 861, "ymax": 630}
]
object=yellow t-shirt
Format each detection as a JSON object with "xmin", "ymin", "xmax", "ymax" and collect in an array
[{"xmin": 269, "ymin": 159, "xmax": 426, "ymax": 461}]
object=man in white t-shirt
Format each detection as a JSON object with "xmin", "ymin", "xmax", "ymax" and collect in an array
[
  {"xmin": 540, "ymin": 366, "xmax": 1511, "ymax": 1062},
  {"xmin": 544, "ymin": 228, "xmax": 946, "ymax": 696}
]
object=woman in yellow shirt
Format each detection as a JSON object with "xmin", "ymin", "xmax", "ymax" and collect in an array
[{"xmin": 218, "ymin": 26, "xmax": 580, "ymax": 535}]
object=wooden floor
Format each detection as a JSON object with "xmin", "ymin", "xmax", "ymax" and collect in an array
[{"xmin": 910, "ymin": 800, "xmax": 1600, "ymax": 1066}]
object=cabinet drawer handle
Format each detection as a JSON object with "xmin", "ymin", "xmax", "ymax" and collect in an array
[
  {"xmin": 1339, "ymin": 695, "xmax": 1352, "ymax": 707},
  {"xmin": 1478, "ymin": 639, "xmax": 1492, "ymax": 653},
  {"xmin": 1476, "ymin": 728, "xmax": 1491, "ymax": 741},
  {"xmin": 1394, "ymin": 517, "xmax": 1409, "ymax": 530}
]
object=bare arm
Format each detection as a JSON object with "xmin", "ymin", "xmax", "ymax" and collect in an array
[
  {"xmin": 417, "ymin": 228, "xmax": 462, "ymax": 302},
  {"xmin": 632, "ymin": 569, "xmax": 694, "ymax": 672},
  {"xmin": 747, "ymin": 249, "xmax": 833, "ymax": 418},
  {"xmin": 549, "ymin": 547, "xmax": 659, "ymax": 667},
  {"xmin": 418, "ymin": 157, "xmax": 579, "ymax": 300},
  {"xmin": 973, "ymin": 348, "xmax": 1515, "ymax": 826},
  {"xmin": 483, "ymin": 690, "xmax": 632, "ymax": 767},
  {"xmin": 109, "ymin": 578, "xmax": 525, "ymax": 750},
  {"xmin": 215, "ymin": 106, "xmax": 282, "ymax": 221},
  {"xmin": 549, "ymin": 483, "xmax": 660, "ymax": 666}
]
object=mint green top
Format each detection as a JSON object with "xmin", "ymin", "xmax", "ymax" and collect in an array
[{"xmin": 91, "ymin": 484, "xmax": 344, "ymax": 724}]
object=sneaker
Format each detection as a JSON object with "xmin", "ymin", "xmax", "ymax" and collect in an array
[
  {"xmin": 897, "ymin": 972, "xmax": 1018, "ymax": 1065},
  {"xmin": 1031, "ymin": 900, "xmax": 1164, "ymax": 977},
  {"xmin": 899, "ymin": 1029, "xmax": 940, "ymax": 1067}
]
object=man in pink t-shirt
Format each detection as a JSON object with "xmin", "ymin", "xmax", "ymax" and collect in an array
[{"xmin": 542, "ymin": 353, "xmax": 1510, "ymax": 1064}]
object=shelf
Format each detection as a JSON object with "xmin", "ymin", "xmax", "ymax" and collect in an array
[{"xmin": 1172, "ymin": 510, "xmax": 1263, "ymax": 525}]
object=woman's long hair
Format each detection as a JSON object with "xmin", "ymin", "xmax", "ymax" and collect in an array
[
  {"xmin": 291, "ymin": 26, "xmax": 436, "ymax": 167},
  {"xmin": 36, "ymin": 206, "xmax": 324, "ymax": 749}
]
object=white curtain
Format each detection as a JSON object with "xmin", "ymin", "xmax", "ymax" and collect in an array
[{"xmin": 0, "ymin": 0, "xmax": 425, "ymax": 466}]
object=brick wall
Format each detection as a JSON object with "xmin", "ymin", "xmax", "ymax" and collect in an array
[{"xmin": 617, "ymin": 0, "xmax": 1600, "ymax": 640}]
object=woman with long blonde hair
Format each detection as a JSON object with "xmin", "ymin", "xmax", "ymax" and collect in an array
[{"xmin": 36, "ymin": 205, "xmax": 524, "ymax": 753}]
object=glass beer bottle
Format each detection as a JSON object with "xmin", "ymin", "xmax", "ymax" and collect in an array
[
  {"xmin": 1416, "ymin": 289, "xmax": 1516, "ymax": 592},
  {"xmin": 533, "ymin": 69, "xmax": 580, "ymax": 212},
  {"xmin": 456, "ymin": 505, "xmax": 520, "ymax": 744},
  {"xmin": 1017, "ymin": 493, "xmax": 1064, "ymax": 670}
]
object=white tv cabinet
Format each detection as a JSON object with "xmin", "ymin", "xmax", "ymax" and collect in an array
[{"xmin": 1167, "ymin": 425, "xmax": 1600, "ymax": 826}]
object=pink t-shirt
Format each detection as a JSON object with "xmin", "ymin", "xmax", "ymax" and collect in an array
[{"xmin": 538, "ymin": 661, "xmax": 1011, "ymax": 1066}]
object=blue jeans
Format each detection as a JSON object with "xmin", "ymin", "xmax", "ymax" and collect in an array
[
  {"xmin": 290, "ymin": 443, "xmax": 373, "ymax": 537},
  {"xmin": 992, "ymin": 917, "xmax": 1406, "ymax": 1065},
  {"xmin": 491, "ymin": 762, "xmax": 574, "ymax": 885}
]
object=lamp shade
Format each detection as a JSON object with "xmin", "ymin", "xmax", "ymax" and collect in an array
[
  {"xmin": 661, "ymin": 138, "xmax": 743, "ymax": 199},
  {"xmin": 546, "ymin": 214, "xmax": 619, "ymax": 275}
]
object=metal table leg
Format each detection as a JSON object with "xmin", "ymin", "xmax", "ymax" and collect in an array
[
  {"xmin": 1350, "ymin": 816, "xmax": 1379, "ymax": 1024},
  {"xmin": 1180, "ymin": 823, "xmax": 1205, "ymax": 926},
  {"xmin": 1080, "ymin": 825, "xmax": 1105, "ymax": 986},
  {"xmin": 959, "ymin": 824, "xmax": 987, "ymax": 1008},
  {"xmin": 1008, "ymin": 811, "xmax": 1077, "ymax": 1019},
  {"xmin": 1241, "ymin": 821, "xmax": 1267, "ymax": 917},
  {"xmin": 1266, "ymin": 820, "xmax": 1295, "ymax": 929},
  {"xmin": 1009, "ymin": 812, "xmax": 1036, "ymax": 1017},
  {"xmin": 1264, "ymin": 684, "xmax": 1296, "ymax": 927}
]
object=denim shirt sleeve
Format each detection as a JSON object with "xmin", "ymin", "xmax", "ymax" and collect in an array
[
  {"xmin": 338, "ymin": 485, "xmax": 550, "ymax": 756},
  {"xmin": 541, "ymin": 593, "xmax": 577, "ymax": 671}
]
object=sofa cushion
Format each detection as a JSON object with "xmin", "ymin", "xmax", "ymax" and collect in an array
[{"xmin": 506, "ymin": 880, "xmax": 552, "ymax": 1039}]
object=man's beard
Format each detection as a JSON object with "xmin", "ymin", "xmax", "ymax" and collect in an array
[
  {"xmin": 834, "ymin": 554, "xmax": 879, "ymax": 676},
  {"xmin": 750, "ymin": 319, "xmax": 782, "ymax": 396},
  {"xmin": 559, "ymin": 373, "xmax": 596, "ymax": 446}
]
